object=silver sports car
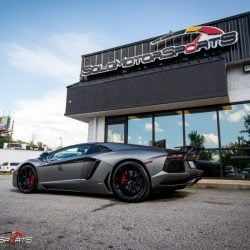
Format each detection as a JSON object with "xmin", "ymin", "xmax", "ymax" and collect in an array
[{"xmin": 12, "ymin": 143, "xmax": 203, "ymax": 202}]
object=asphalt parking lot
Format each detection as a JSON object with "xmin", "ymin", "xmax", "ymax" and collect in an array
[{"xmin": 0, "ymin": 177, "xmax": 249, "ymax": 250}]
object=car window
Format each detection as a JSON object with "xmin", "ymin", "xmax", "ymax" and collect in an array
[
  {"xmin": 86, "ymin": 145, "xmax": 101, "ymax": 154},
  {"xmin": 86, "ymin": 145, "xmax": 111, "ymax": 154},
  {"xmin": 2, "ymin": 162, "xmax": 8, "ymax": 166},
  {"xmin": 49, "ymin": 145, "xmax": 91, "ymax": 162},
  {"xmin": 10, "ymin": 163, "xmax": 19, "ymax": 166}
]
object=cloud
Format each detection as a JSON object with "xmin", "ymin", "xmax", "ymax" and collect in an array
[
  {"xmin": 12, "ymin": 90, "xmax": 88, "ymax": 148},
  {"xmin": 6, "ymin": 32, "xmax": 107, "ymax": 83},
  {"xmin": 203, "ymin": 133, "xmax": 218, "ymax": 145},
  {"xmin": 227, "ymin": 110, "xmax": 245, "ymax": 123},
  {"xmin": 2, "ymin": 32, "xmax": 108, "ymax": 147},
  {"xmin": 212, "ymin": 113, "xmax": 217, "ymax": 120},
  {"xmin": 219, "ymin": 104, "xmax": 250, "ymax": 123},
  {"xmin": 7, "ymin": 44, "xmax": 79, "ymax": 82},
  {"xmin": 177, "ymin": 121, "xmax": 189, "ymax": 127},
  {"xmin": 49, "ymin": 32, "xmax": 103, "ymax": 61},
  {"xmin": 144, "ymin": 122, "xmax": 164, "ymax": 132},
  {"xmin": 244, "ymin": 104, "xmax": 250, "ymax": 113}
]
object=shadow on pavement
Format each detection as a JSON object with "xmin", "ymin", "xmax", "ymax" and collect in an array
[{"xmin": 10, "ymin": 187, "xmax": 191, "ymax": 203}]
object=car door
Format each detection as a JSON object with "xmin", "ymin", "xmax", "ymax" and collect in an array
[{"xmin": 38, "ymin": 144, "xmax": 91, "ymax": 190}]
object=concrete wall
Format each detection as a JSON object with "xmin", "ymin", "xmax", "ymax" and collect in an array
[
  {"xmin": 87, "ymin": 116, "xmax": 105, "ymax": 142},
  {"xmin": 0, "ymin": 149, "xmax": 41, "ymax": 165},
  {"xmin": 228, "ymin": 64, "xmax": 250, "ymax": 103}
]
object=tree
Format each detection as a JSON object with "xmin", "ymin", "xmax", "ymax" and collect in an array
[
  {"xmin": 37, "ymin": 141, "xmax": 46, "ymax": 151},
  {"xmin": 188, "ymin": 130, "xmax": 205, "ymax": 148},
  {"xmin": 0, "ymin": 133, "xmax": 12, "ymax": 148},
  {"xmin": 188, "ymin": 130, "xmax": 212, "ymax": 161},
  {"xmin": 240, "ymin": 114, "xmax": 250, "ymax": 139}
]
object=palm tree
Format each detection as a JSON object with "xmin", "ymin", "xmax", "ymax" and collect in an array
[
  {"xmin": 188, "ymin": 130, "xmax": 212, "ymax": 161},
  {"xmin": 188, "ymin": 130, "xmax": 205, "ymax": 148}
]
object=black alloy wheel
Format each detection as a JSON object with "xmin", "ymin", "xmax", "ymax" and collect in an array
[
  {"xmin": 112, "ymin": 161, "xmax": 150, "ymax": 202},
  {"xmin": 17, "ymin": 165, "xmax": 37, "ymax": 193}
]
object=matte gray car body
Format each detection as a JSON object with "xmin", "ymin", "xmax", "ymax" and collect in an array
[{"xmin": 12, "ymin": 143, "xmax": 203, "ymax": 201}]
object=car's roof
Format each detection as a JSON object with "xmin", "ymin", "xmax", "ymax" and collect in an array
[
  {"xmin": 58, "ymin": 142, "xmax": 168, "ymax": 152},
  {"xmin": 48, "ymin": 142, "xmax": 172, "ymax": 156},
  {"xmin": 96, "ymin": 142, "xmax": 168, "ymax": 152}
]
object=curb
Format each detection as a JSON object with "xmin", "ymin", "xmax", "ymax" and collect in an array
[
  {"xmin": 0, "ymin": 175, "xmax": 12, "ymax": 180},
  {"xmin": 190, "ymin": 179, "xmax": 250, "ymax": 190}
]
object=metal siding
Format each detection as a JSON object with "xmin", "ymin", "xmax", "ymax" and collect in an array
[
  {"xmin": 108, "ymin": 50, "xmax": 114, "ymax": 62},
  {"xmin": 97, "ymin": 53, "xmax": 102, "ymax": 65},
  {"xmin": 142, "ymin": 42, "xmax": 149, "ymax": 53},
  {"xmin": 122, "ymin": 47, "xmax": 128, "ymax": 58},
  {"xmin": 90, "ymin": 55, "xmax": 96, "ymax": 66},
  {"xmin": 128, "ymin": 46, "xmax": 134, "ymax": 57},
  {"xmin": 102, "ymin": 51, "xmax": 108, "ymax": 66},
  {"xmin": 115, "ymin": 48, "xmax": 122, "ymax": 61},
  {"xmin": 85, "ymin": 56, "xmax": 90, "ymax": 66}
]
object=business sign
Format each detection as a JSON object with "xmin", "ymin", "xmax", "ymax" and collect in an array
[
  {"xmin": 82, "ymin": 26, "xmax": 238, "ymax": 77},
  {"xmin": 0, "ymin": 116, "xmax": 12, "ymax": 132}
]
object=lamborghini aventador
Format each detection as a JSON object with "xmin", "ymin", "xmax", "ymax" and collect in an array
[{"xmin": 12, "ymin": 143, "xmax": 203, "ymax": 202}]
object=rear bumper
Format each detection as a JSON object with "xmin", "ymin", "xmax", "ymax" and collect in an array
[
  {"xmin": 151, "ymin": 169, "xmax": 203, "ymax": 189},
  {"xmin": 187, "ymin": 170, "xmax": 203, "ymax": 186}
]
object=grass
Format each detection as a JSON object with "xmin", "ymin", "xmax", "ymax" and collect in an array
[{"xmin": 0, "ymin": 172, "xmax": 12, "ymax": 176}]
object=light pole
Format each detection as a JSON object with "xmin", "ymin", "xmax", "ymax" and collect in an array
[{"xmin": 59, "ymin": 137, "xmax": 62, "ymax": 148}]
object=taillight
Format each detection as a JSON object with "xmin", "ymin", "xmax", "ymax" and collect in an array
[{"xmin": 166, "ymin": 153, "xmax": 184, "ymax": 160}]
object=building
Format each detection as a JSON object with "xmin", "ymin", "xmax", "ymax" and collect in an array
[{"xmin": 65, "ymin": 12, "xmax": 250, "ymax": 179}]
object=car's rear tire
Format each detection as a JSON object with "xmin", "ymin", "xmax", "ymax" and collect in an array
[
  {"xmin": 111, "ymin": 161, "xmax": 151, "ymax": 202},
  {"xmin": 17, "ymin": 165, "xmax": 37, "ymax": 193}
]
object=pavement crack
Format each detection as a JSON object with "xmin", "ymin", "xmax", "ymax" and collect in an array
[
  {"xmin": 90, "ymin": 202, "xmax": 118, "ymax": 212},
  {"xmin": 203, "ymin": 200, "xmax": 233, "ymax": 205}
]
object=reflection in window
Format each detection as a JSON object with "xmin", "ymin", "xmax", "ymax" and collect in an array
[
  {"xmin": 128, "ymin": 115, "xmax": 152, "ymax": 146},
  {"xmin": 50, "ymin": 145, "xmax": 90, "ymax": 161},
  {"xmin": 155, "ymin": 111, "xmax": 183, "ymax": 148},
  {"xmin": 219, "ymin": 104, "xmax": 250, "ymax": 179},
  {"xmin": 185, "ymin": 108, "xmax": 218, "ymax": 148},
  {"xmin": 197, "ymin": 149, "xmax": 221, "ymax": 177},
  {"xmin": 107, "ymin": 124, "xmax": 125, "ymax": 143},
  {"xmin": 219, "ymin": 104, "xmax": 250, "ymax": 147}
]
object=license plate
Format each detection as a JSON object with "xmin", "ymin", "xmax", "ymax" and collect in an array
[{"xmin": 189, "ymin": 161, "xmax": 196, "ymax": 169}]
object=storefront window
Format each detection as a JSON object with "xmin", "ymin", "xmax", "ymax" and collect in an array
[
  {"xmin": 219, "ymin": 104, "xmax": 249, "ymax": 147},
  {"xmin": 219, "ymin": 104, "xmax": 250, "ymax": 179},
  {"xmin": 107, "ymin": 123, "xmax": 125, "ymax": 143},
  {"xmin": 105, "ymin": 102, "xmax": 250, "ymax": 180},
  {"xmin": 196, "ymin": 149, "xmax": 221, "ymax": 177},
  {"xmin": 185, "ymin": 108, "xmax": 218, "ymax": 148},
  {"xmin": 154, "ymin": 111, "xmax": 183, "ymax": 148},
  {"xmin": 128, "ymin": 115, "xmax": 152, "ymax": 146}
]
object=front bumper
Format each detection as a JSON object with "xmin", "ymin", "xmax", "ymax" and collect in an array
[{"xmin": 12, "ymin": 170, "xmax": 18, "ymax": 188}]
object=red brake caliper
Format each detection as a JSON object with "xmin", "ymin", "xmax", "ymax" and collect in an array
[
  {"xmin": 29, "ymin": 175, "xmax": 35, "ymax": 189},
  {"xmin": 121, "ymin": 171, "xmax": 128, "ymax": 185}
]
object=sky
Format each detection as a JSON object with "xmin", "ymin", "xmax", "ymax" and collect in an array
[{"xmin": 0, "ymin": 0, "xmax": 249, "ymax": 148}]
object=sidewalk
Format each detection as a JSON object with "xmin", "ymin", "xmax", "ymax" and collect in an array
[
  {"xmin": 0, "ymin": 174, "xmax": 12, "ymax": 179},
  {"xmin": 191, "ymin": 178, "xmax": 250, "ymax": 190}
]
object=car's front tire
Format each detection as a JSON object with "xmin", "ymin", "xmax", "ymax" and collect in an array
[
  {"xmin": 111, "ymin": 161, "xmax": 151, "ymax": 202},
  {"xmin": 17, "ymin": 165, "xmax": 37, "ymax": 193}
]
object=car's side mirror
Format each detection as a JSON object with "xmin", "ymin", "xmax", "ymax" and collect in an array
[{"xmin": 46, "ymin": 155, "xmax": 51, "ymax": 162}]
